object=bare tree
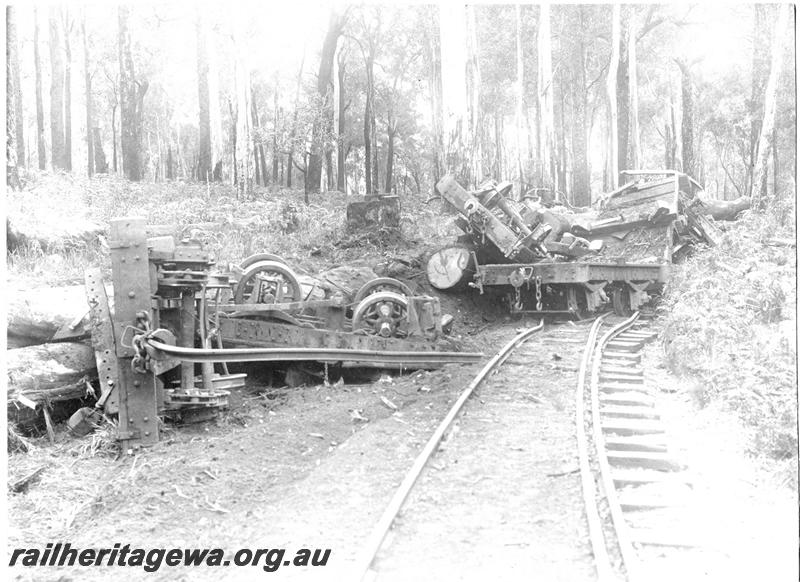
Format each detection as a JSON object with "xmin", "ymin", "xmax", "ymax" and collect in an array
[
  {"xmin": 8, "ymin": 6, "xmax": 24, "ymax": 169},
  {"xmin": 118, "ymin": 6, "xmax": 147, "ymax": 180},
  {"xmin": 751, "ymin": 4, "xmax": 790, "ymax": 208},
  {"xmin": 49, "ymin": 7, "xmax": 67, "ymax": 170},
  {"xmin": 82, "ymin": 13, "xmax": 94, "ymax": 176},
  {"xmin": 34, "ymin": 7, "xmax": 46, "ymax": 170},
  {"xmin": 196, "ymin": 10, "xmax": 212, "ymax": 182},
  {"xmin": 537, "ymin": 4, "xmax": 555, "ymax": 190},
  {"xmin": 307, "ymin": 8, "xmax": 346, "ymax": 194},
  {"xmin": 63, "ymin": 9, "xmax": 73, "ymax": 172}
]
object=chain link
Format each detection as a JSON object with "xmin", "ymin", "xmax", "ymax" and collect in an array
[{"xmin": 535, "ymin": 276, "xmax": 543, "ymax": 311}]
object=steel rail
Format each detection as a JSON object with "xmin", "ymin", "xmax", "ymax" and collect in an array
[
  {"xmin": 590, "ymin": 312, "xmax": 642, "ymax": 582},
  {"xmin": 143, "ymin": 340, "xmax": 484, "ymax": 366},
  {"xmin": 575, "ymin": 313, "xmax": 614, "ymax": 582},
  {"xmin": 352, "ymin": 320, "xmax": 545, "ymax": 581}
]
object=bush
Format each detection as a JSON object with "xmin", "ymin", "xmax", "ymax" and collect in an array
[{"xmin": 660, "ymin": 211, "xmax": 797, "ymax": 459}]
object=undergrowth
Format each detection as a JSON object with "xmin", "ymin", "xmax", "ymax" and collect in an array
[
  {"xmin": 660, "ymin": 206, "xmax": 797, "ymax": 461},
  {"xmin": 6, "ymin": 170, "xmax": 453, "ymax": 284}
]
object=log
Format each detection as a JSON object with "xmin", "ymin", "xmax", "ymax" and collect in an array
[
  {"xmin": 7, "ymin": 283, "xmax": 113, "ymax": 348},
  {"xmin": 700, "ymin": 196, "xmax": 750, "ymax": 221},
  {"xmin": 426, "ymin": 246, "xmax": 474, "ymax": 290},
  {"xmin": 6, "ymin": 342, "xmax": 97, "ymax": 403},
  {"xmin": 6, "ymin": 213, "xmax": 103, "ymax": 253}
]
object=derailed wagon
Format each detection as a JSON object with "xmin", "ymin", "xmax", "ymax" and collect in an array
[
  {"xmin": 79, "ymin": 217, "xmax": 481, "ymax": 449},
  {"xmin": 426, "ymin": 171, "xmax": 706, "ymax": 317}
]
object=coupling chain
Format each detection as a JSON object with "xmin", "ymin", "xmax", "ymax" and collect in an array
[
  {"xmin": 131, "ymin": 311, "xmax": 153, "ymax": 375},
  {"xmin": 535, "ymin": 276, "xmax": 543, "ymax": 312}
]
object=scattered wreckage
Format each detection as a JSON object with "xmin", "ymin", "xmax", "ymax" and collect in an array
[
  {"xmin": 60, "ymin": 217, "xmax": 481, "ymax": 448},
  {"xmin": 426, "ymin": 170, "xmax": 725, "ymax": 316}
]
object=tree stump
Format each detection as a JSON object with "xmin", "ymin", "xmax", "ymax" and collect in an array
[{"xmin": 346, "ymin": 194, "xmax": 401, "ymax": 233}]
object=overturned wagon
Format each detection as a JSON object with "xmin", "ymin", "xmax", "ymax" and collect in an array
[
  {"xmin": 427, "ymin": 172, "xmax": 700, "ymax": 316},
  {"xmin": 82, "ymin": 218, "xmax": 480, "ymax": 449}
]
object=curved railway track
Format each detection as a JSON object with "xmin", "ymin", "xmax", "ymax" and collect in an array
[
  {"xmin": 353, "ymin": 314, "xmax": 694, "ymax": 582},
  {"xmin": 578, "ymin": 313, "xmax": 695, "ymax": 582}
]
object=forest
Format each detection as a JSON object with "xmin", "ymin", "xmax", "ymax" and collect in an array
[{"xmin": 5, "ymin": 3, "xmax": 796, "ymax": 209}]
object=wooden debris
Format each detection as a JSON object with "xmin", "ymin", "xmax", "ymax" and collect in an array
[
  {"xmin": 9, "ymin": 466, "xmax": 48, "ymax": 494},
  {"xmin": 701, "ymin": 196, "xmax": 751, "ymax": 221}
]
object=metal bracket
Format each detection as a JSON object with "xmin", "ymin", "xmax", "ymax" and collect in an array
[{"xmin": 625, "ymin": 280, "xmax": 652, "ymax": 311}]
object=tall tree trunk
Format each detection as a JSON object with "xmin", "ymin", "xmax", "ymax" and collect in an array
[
  {"xmin": 514, "ymin": 5, "xmax": 527, "ymax": 190},
  {"xmin": 749, "ymin": 4, "xmax": 771, "ymax": 199},
  {"xmin": 537, "ymin": 4, "xmax": 555, "ymax": 191},
  {"xmin": 196, "ymin": 11, "xmax": 212, "ymax": 182},
  {"xmin": 751, "ymin": 4, "xmax": 789, "ymax": 208},
  {"xmin": 336, "ymin": 51, "xmax": 346, "ymax": 191},
  {"xmin": 466, "ymin": 5, "xmax": 482, "ymax": 183},
  {"xmin": 675, "ymin": 59, "xmax": 694, "ymax": 178},
  {"xmin": 233, "ymin": 16, "xmax": 253, "ymax": 200},
  {"xmin": 616, "ymin": 5, "xmax": 630, "ymax": 174},
  {"xmin": 287, "ymin": 48, "xmax": 306, "ymax": 188},
  {"xmin": 494, "ymin": 113, "xmax": 504, "ymax": 179},
  {"xmin": 570, "ymin": 6, "xmax": 590, "ymax": 206},
  {"xmin": 424, "ymin": 9, "xmax": 444, "ymax": 191},
  {"xmin": 118, "ymin": 6, "xmax": 146, "ymax": 181},
  {"xmin": 606, "ymin": 4, "xmax": 620, "ymax": 189},
  {"xmin": 82, "ymin": 15, "xmax": 93, "ymax": 176},
  {"xmin": 111, "ymin": 103, "xmax": 118, "ymax": 173},
  {"xmin": 363, "ymin": 51, "xmax": 375, "ymax": 194},
  {"xmin": 49, "ymin": 8, "xmax": 66, "ymax": 170},
  {"xmin": 207, "ymin": 20, "xmax": 223, "ymax": 180},
  {"xmin": 308, "ymin": 9, "xmax": 345, "ymax": 194},
  {"xmin": 92, "ymin": 127, "xmax": 107, "ymax": 173},
  {"xmin": 8, "ymin": 6, "xmax": 24, "ymax": 169},
  {"xmin": 6, "ymin": 7, "xmax": 20, "ymax": 187},
  {"xmin": 251, "ymin": 90, "xmax": 269, "ymax": 187},
  {"xmin": 439, "ymin": 3, "xmax": 470, "ymax": 186},
  {"xmin": 63, "ymin": 10, "xmax": 73, "ymax": 172},
  {"xmin": 272, "ymin": 72, "xmax": 280, "ymax": 186},
  {"xmin": 384, "ymin": 111, "xmax": 395, "ymax": 193},
  {"xmin": 34, "ymin": 8, "xmax": 46, "ymax": 170},
  {"xmin": 627, "ymin": 8, "xmax": 641, "ymax": 170}
]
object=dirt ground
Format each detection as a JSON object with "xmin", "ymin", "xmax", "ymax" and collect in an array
[{"xmin": 6, "ymin": 301, "xmax": 798, "ymax": 582}]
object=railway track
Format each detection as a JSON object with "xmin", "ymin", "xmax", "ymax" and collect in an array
[
  {"xmin": 578, "ymin": 313, "xmax": 697, "ymax": 582},
  {"xmin": 352, "ymin": 314, "xmax": 697, "ymax": 581}
]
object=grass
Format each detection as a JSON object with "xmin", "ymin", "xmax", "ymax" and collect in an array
[
  {"xmin": 659, "ymin": 203, "xmax": 797, "ymax": 461},
  {"xmin": 6, "ymin": 170, "xmax": 455, "ymax": 286}
]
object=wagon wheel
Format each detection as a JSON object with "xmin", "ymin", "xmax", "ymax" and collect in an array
[
  {"xmin": 351, "ymin": 291, "xmax": 409, "ymax": 338},
  {"xmin": 234, "ymin": 260, "xmax": 302, "ymax": 304},
  {"xmin": 611, "ymin": 286, "xmax": 632, "ymax": 316},
  {"xmin": 240, "ymin": 253, "xmax": 288, "ymax": 270},
  {"xmin": 353, "ymin": 277, "xmax": 413, "ymax": 304}
]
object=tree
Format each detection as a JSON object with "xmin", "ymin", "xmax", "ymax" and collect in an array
[
  {"xmin": 196, "ymin": 11, "xmax": 213, "ymax": 182},
  {"xmin": 627, "ymin": 8, "xmax": 641, "ymax": 170},
  {"xmin": 675, "ymin": 58, "xmax": 695, "ymax": 177},
  {"xmin": 118, "ymin": 6, "xmax": 147, "ymax": 181},
  {"xmin": 232, "ymin": 13, "xmax": 253, "ymax": 199},
  {"xmin": 8, "ymin": 6, "xmax": 24, "ymax": 170},
  {"xmin": 514, "ymin": 5, "xmax": 528, "ymax": 189},
  {"xmin": 34, "ymin": 7, "xmax": 46, "ymax": 170},
  {"xmin": 63, "ymin": 9, "xmax": 73, "ymax": 172},
  {"xmin": 751, "ymin": 4, "xmax": 790, "ymax": 208},
  {"xmin": 335, "ymin": 46, "xmax": 347, "ymax": 191},
  {"xmin": 537, "ymin": 4, "xmax": 555, "ymax": 191},
  {"xmin": 567, "ymin": 6, "xmax": 591, "ymax": 205},
  {"xmin": 307, "ymin": 8, "xmax": 346, "ymax": 194},
  {"xmin": 439, "ymin": 3, "xmax": 471, "ymax": 186},
  {"xmin": 49, "ymin": 7, "xmax": 67, "ymax": 170},
  {"xmin": 605, "ymin": 4, "xmax": 620, "ymax": 189},
  {"xmin": 82, "ymin": 14, "xmax": 94, "ymax": 176}
]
